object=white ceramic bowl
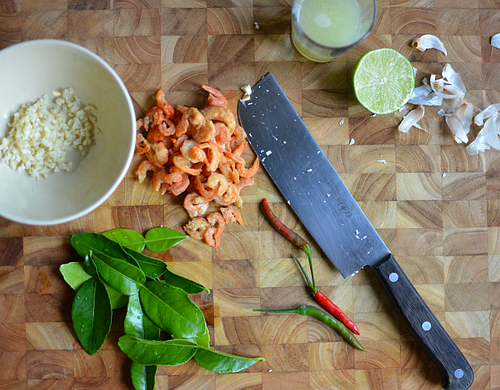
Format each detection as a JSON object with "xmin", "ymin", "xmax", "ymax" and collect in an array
[{"xmin": 0, "ymin": 40, "xmax": 136, "ymax": 225}]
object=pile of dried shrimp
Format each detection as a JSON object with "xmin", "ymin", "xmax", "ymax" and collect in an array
[{"xmin": 135, "ymin": 86, "xmax": 259, "ymax": 248}]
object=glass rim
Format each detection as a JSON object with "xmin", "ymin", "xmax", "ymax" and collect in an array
[{"xmin": 291, "ymin": 0, "xmax": 378, "ymax": 52}]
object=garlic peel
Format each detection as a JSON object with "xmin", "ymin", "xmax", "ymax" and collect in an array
[
  {"xmin": 398, "ymin": 106, "xmax": 425, "ymax": 133},
  {"xmin": 446, "ymin": 116, "xmax": 468, "ymax": 143},
  {"xmin": 467, "ymin": 114, "xmax": 500, "ymax": 155},
  {"xmin": 407, "ymin": 79, "xmax": 443, "ymax": 106},
  {"xmin": 413, "ymin": 122, "xmax": 428, "ymax": 132},
  {"xmin": 492, "ymin": 33, "xmax": 500, "ymax": 49},
  {"xmin": 442, "ymin": 64, "xmax": 466, "ymax": 93},
  {"xmin": 412, "ymin": 34, "xmax": 447, "ymax": 55},
  {"xmin": 410, "ymin": 83, "xmax": 431, "ymax": 98},
  {"xmin": 445, "ymin": 102, "xmax": 474, "ymax": 144},
  {"xmin": 408, "ymin": 92, "xmax": 443, "ymax": 106},
  {"xmin": 474, "ymin": 103, "xmax": 500, "ymax": 126},
  {"xmin": 438, "ymin": 97, "xmax": 466, "ymax": 117}
]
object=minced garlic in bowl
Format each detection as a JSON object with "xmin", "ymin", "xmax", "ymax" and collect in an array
[{"xmin": 0, "ymin": 88, "xmax": 97, "ymax": 179}]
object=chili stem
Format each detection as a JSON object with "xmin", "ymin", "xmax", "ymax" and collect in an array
[
  {"xmin": 292, "ymin": 255, "xmax": 314, "ymax": 291},
  {"xmin": 254, "ymin": 305, "xmax": 364, "ymax": 351},
  {"xmin": 303, "ymin": 244, "xmax": 315, "ymax": 289}
]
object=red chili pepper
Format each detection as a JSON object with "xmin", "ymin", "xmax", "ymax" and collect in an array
[
  {"xmin": 314, "ymin": 290, "xmax": 360, "ymax": 335},
  {"xmin": 262, "ymin": 198, "xmax": 360, "ymax": 335},
  {"xmin": 261, "ymin": 198, "xmax": 311, "ymax": 250},
  {"xmin": 262, "ymin": 198, "xmax": 315, "ymax": 286}
]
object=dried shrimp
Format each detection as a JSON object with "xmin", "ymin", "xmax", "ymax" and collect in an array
[{"xmin": 134, "ymin": 87, "xmax": 259, "ymax": 247}]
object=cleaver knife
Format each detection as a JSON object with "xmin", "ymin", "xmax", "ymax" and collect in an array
[{"xmin": 238, "ymin": 73, "xmax": 473, "ymax": 390}]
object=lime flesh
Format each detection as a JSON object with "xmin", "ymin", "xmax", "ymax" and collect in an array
[{"xmin": 352, "ymin": 48, "xmax": 415, "ymax": 115}]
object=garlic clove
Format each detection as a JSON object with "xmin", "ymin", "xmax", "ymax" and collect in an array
[
  {"xmin": 429, "ymin": 69, "xmax": 465, "ymax": 99},
  {"xmin": 430, "ymin": 74, "xmax": 443, "ymax": 93},
  {"xmin": 398, "ymin": 106, "xmax": 425, "ymax": 133},
  {"xmin": 412, "ymin": 34, "xmax": 448, "ymax": 55}
]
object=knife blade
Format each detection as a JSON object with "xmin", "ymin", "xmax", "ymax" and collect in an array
[{"xmin": 238, "ymin": 72, "xmax": 473, "ymax": 390}]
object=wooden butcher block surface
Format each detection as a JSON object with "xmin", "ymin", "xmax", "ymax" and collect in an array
[{"xmin": 0, "ymin": 0, "xmax": 499, "ymax": 389}]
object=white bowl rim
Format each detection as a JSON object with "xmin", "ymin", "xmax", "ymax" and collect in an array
[{"xmin": 0, "ymin": 39, "xmax": 136, "ymax": 226}]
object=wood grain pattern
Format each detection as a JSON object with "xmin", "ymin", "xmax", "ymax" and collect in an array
[{"xmin": 1, "ymin": 1, "xmax": 500, "ymax": 389}]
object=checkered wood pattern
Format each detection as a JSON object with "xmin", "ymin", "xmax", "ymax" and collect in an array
[{"xmin": 1, "ymin": 0, "xmax": 499, "ymax": 389}]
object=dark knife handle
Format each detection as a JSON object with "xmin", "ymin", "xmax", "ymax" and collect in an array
[{"xmin": 372, "ymin": 254, "xmax": 474, "ymax": 390}]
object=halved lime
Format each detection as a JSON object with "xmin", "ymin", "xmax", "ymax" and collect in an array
[{"xmin": 352, "ymin": 48, "xmax": 415, "ymax": 115}]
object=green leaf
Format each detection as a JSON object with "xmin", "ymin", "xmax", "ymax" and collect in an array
[
  {"xmin": 72, "ymin": 277, "xmax": 112, "ymax": 355},
  {"xmin": 118, "ymin": 335, "xmax": 197, "ymax": 366},
  {"xmin": 93, "ymin": 254, "xmax": 146, "ymax": 296},
  {"xmin": 193, "ymin": 326, "xmax": 210, "ymax": 348},
  {"xmin": 162, "ymin": 266, "xmax": 209, "ymax": 294},
  {"xmin": 131, "ymin": 362, "xmax": 157, "ymax": 390},
  {"xmin": 60, "ymin": 262, "xmax": 92, "ymax": 290},
  {"xmin": 84, "ymin": 252, "xmax": 98, "ymax": 278},
  {"xmin": 105, "ymin": 284, "xmax": 129, "ymax": 310},
  {"xmin": 60, "ymin": 261, "xmax": 127, "ymax": 309},
  {"xmin": 144, "ymin": 227, "xmax": 187, "ymax": 252},
  {"xmin": 125, "ymin": 293, "xmax": 160, "ymax": 341},
  {"xmin": 194, "ymin": 346, "xmax": 265, "ymax": 373},
  {"xmin": 102, "ymin": 228, "xmax": 146, "ymax": 253},
  {"xmin": 139, "ymin": 281, "xmax": 206, "ymax": 340},
  {"xmin": 123, "ymin": 247, "xmax": 167, "ymax": 280},
  {"xmin": 71, "ymin": 233, "xmax": 140, "ymax": 268}
]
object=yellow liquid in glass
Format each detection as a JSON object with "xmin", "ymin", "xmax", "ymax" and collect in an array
[{"xmin": 292, "ymin": 0, "xmax": 363, "ymax": 61}]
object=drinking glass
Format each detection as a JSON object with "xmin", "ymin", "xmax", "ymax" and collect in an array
[{"xmin": 291, "ymin": 0, "xmax": 377, "ymax": 62}]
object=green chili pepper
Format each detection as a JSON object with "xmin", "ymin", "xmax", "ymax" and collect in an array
[{"xmin": 254, "ymin": 305, "xmax": 364, "ymax": 351}]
